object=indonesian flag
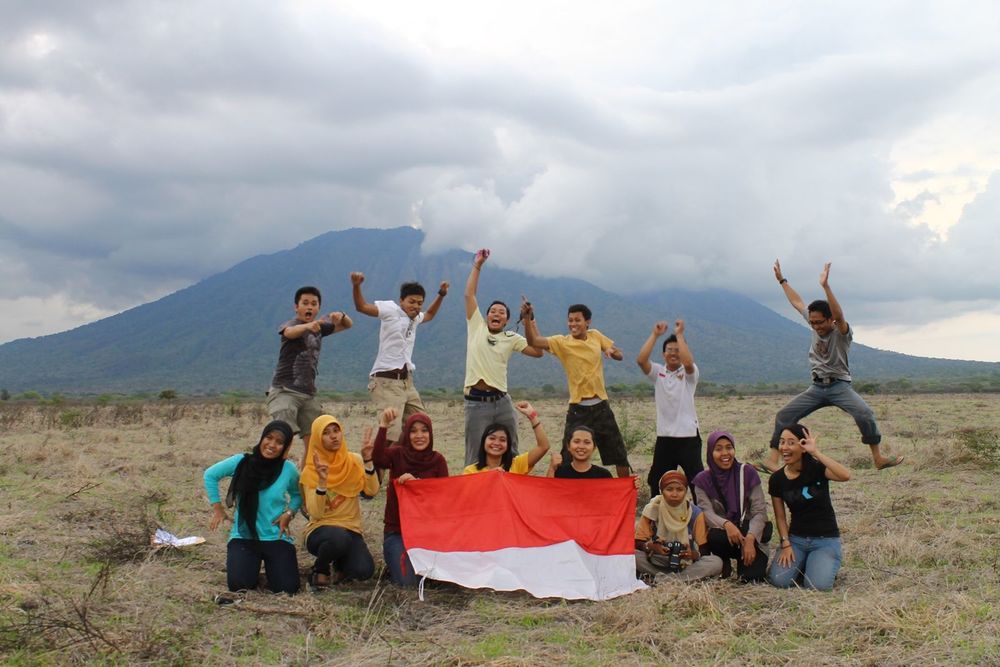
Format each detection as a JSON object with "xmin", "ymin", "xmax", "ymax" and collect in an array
[{"xmin": 396, "ymin": 471, "xmax": 647, "ymax": 601}]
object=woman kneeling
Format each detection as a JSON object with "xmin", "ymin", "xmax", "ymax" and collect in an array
[
  {"xmin": 769, "ymin": 424, "xmax": 851, "ymax": 591},
  {"xmin": 300, "ymin": 415, "xmax": 380, "ymax": 590},
  {"xmin": 203, "ymin": 420, "xmax": 302, "ymax": 594}
]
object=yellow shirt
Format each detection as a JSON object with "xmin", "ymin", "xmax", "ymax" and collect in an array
[
  {"xmin": 462, "ymin": 452, "xmax": 533, "ymax": 475},
  {"xmin": 546, "ymin": 329, "xmax": 613, "ymax": 403},
  {"xmin": 302, "ymin": 452, "xmax": 380, "ymax": 540},
  {"xmin": 463, "ymin": 309, "xmax": 528, "ymax": 391}
]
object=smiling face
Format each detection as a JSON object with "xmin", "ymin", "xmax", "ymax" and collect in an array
[
  {"xmin": 807, "ymin": 311, "xmax": 835, "ymax": 336},
  {"xmin": 566, "ymin": 311, "xmax": 589, "ymax": 338},
  {"xmin": 408, "ymin": 421, "xmax": 431, "ymax": 451},
  {"xmin": 712, "ymin": 437, "xmax": 735, "ymax": 470},
  {"xmin": 400, "ymin": 294, "xmax": 424, "ymax": 319},
  {"xmin": 778, "ymin": 429, "xmax": 804, "ymax": 467},
  {"xmin": 486, "ymin": 302, "xmax": 509, "ymax": 333},
  {"xmin": 568, "ymin": 429, "xmax": 595, "ymax": 462},
  {"xmin": 321, "ymin": 422, "xmax": 342, "ymax": 452},
  {"xmin": 295, "ymin": 293, "xmax": 320, "ymax": 323},
  {"xmin": 259, "ymin": 430, "xmax": 287, "ymax": 460},
  {"xmin": 663, "ymin": 342, "xmax": 681, "ymax": 370},
  {"xmin": 660, "ymin": 480, "xmax": 687, "ymax": 507},
  {"xmin": 483, "ymin": 430, "xmax": 509, "ymax": 458}
]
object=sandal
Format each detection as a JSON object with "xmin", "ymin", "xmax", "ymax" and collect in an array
[{"xmin": 876, "ymin": 455, "xmax": 904, "ymax": 470}]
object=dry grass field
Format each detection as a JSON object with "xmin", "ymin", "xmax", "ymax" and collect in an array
[{"xmin": 1, "ymin": 394, "xmax": 998, "ymax": 666}]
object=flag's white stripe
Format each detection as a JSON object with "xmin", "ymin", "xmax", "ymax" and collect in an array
[{"xmin": 407, "ymin": 540, "xmax": 647, "ymax": 601}]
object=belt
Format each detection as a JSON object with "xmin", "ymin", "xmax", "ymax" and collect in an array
[
  {"xmin": 373, "ymin": 368, "xmax": 408, "ymax": 380},
  {"xmin": 465, "ymin": 391, "xmax": 506, "ymax": 403},
  {"xmin": 812, "ymin": 375, "xmax": 840, "ymax": 385}
]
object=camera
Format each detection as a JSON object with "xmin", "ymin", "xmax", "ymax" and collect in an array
[{"xmin": 665, "ymin": 541, "xmax": 684, "ymax": 573}]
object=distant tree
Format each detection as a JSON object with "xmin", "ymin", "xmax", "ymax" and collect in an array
[
  {"xmin": 0, "ymin": 389, "xmax": 8, "ymax": 401},
  {"xmin": 159, "ymin": 389, "xmax": 178, "ymax": 400}
]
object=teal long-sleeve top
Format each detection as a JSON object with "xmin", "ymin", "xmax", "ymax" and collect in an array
[{"xmin": 203, "ymin": 454, "xmax": 303, "ymax": 543}]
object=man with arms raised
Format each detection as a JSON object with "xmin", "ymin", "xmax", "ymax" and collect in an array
[
  {"xmin": 521, "ymin": 299, "xmax": 632, "ymax": 478},
  {"xmin": 636, "ymin": 319, "xmax": 702, "ymax": 498},
  {"xmin": 766, "ymin": 260, "xmax": 902, "ymax": 472},
  {"xmin": 462, "ymin": 249, "xmax": 543, "ymax": 465}
]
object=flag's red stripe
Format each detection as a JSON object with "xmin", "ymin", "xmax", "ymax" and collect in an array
[{"xmin": 396, "ymin": 471, "xmax": 636, "ymax": 556}]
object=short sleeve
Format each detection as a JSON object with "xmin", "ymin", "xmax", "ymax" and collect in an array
[
  {"xmin": 510, "ymin": 333, "xmax": 528, "ymax": 353},
  {"xmin": 375, "ymin": 301, "xmax": 395, "ymax": 320},
  {"xmin": 768, "ymin": 471, "xmax": 781, "ymax": 498},
  {"xmin": 598, "ymin": 331, "xmax": 614, "ymax": 351},
  {"xmin": 687, "ymin": 363, "xmax": 700, "ymax": 384},
  {"xmin": 647, "ymin": 362, "xmax": 664, "ymax": 381},
  {"xmin": 546, "ymin": 334, "xmax": 566, "ymax": 359}
]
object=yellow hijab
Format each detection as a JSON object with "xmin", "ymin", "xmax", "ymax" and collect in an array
[{"xmin": 300, "ymin": 415, "xmax": 365, "ymax": 497}]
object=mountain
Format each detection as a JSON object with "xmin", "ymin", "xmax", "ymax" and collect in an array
[{"xmin": 0, "ymin": 227, "xmax": 996, "ymax": 394}]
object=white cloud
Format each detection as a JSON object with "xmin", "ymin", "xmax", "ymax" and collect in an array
[{"xmin": 0, "ymin": 1, "xmax": 999, "ymax": 360}]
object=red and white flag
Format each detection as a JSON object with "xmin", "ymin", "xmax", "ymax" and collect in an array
[{"xmin": 396, "ymin": 471, "xmax": 647, "ymax": 600}]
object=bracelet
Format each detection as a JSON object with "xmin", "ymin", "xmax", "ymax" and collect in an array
[
  {"xmin": 365, "ymin": 468, "xmax": 376, "ymax": 475},
  {"xmin": 438, "ymin": 289, "xmax": 447, "ymax": 297},
  {"xmin": 363, "ymin": 459, "xmax": 373, "ymax": 463},
  {"xmin": 528, "ymin": 410, "xmax": 538, "ymax": 421},
  {"xmin": 779, "ymin": 278, "xmax": 788, "ymax": 285},
  {"xmin": 316, "ymin": 488, "xmax": 327, "ymax": 495},
  {"xmin": 531, "ymin": 422, "xmax": 541, "ymax": 429}
]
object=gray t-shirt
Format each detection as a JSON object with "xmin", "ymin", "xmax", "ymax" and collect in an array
[
  {"xmin": 270, "ymin": 319, "xmax": 335, "ymax": 395},
  {"xmin": 804, "ymin": 313, "xmax": 852, "ymax": 381}
]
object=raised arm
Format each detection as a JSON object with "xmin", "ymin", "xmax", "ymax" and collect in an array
[
  {"xmin": 520, "ymin": 298, "xmax": 550, "ymax": 350},
  {"xmin": 350, "ymin": 272, "xmax": 379, "ymax": 317},
  {"xmin": 636, "ymin": 321, "xmax": 667, "ymax": 374},
  {"xmin": 773, "ymin": 259, "xmax": 806, "ymax": 317},
  {"xmin": 515, "ymin": 401, "xmax": 551, "ymax": 469},
  {"xmin": 464, "ymin": 249, "xmax": 488, "ymax": 319},
  {"xmin": 370, "ymin": 408, "xmax": 398, "ymax": 469},
  {"xmin": 800, "ymin": 427, "xmax": 851, "ymax": 482},
  {"xmin": 422, "ymin": 281, "xmax": 449, "ymax": 323},
  {"xmin": 674, "ymin": 319, "xmax": 695, "ymax": 374},
  {"xmin": 819, "ymin": 262, "xmax": 849, "ymax": 335}
]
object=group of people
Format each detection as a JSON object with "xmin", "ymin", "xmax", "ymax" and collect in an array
[{"xmin": 204, "ymin": 250, "xmax": 899, "ymax": 595}]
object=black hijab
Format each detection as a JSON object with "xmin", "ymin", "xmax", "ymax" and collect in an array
[{"xmin": 225, "ymin": 420, "xmax": 294, "ymax": 540}]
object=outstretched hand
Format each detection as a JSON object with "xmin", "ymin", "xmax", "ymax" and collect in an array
[
  {"xmin": 360, "ymin": 425, "xmax": 374, "ymax": 461},
  {"xmin": 773, "ymin": 259, "xmax": 785, "ymax": 283},
  {"xmin": 519, "ymin": 296, "xmax": 534, "ymax": 321},
  {"xmin": 799, "ymin": 426, "xmax": 819, "ymax": 455},
  {"xmin": 514, "ymin": 400, "xmax": 536, "ymax": 418},
  {"xmin": 819, "ymin": 262, "xmax": 831, "ymax": 288},
  {"xmin": 438, "ymin": 281, "xmax": 450, "ymax": 295},
  {"xmin": 652, "ymin": 321, "xmax": 668, "ymax": 336},
  {"xmin": 312, "ymin": 451, "xmax": 329, "ymax": 484},
  {"xmin": 474, "ymin": 248, "xmax": 490, "ymax": 268},
  {"xmin": 379, "ymin": 407, "xmax": 398, "ymax": 429},
  {"xmin": 350, "ymin": 272, "xmax": 365, "ymax": 286}
]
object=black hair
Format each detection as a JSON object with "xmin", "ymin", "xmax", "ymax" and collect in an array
[
  {"xmin": 567, "ymin": 304, "xmax": 592, "ymax": 321},
  {"xmin": 662, "ymin": 334, "xmax": 678, "ymax": 353},
  {"xmin": 295, "ymin": 286, "xmax": 322, "ymax": 306},
  {"xmin": 568, "ymin": 424, "xmax": 596, "ymax": 440},
  {"xmin": 487, "ymin": 300, "xmax": 511, "ymax": 321},
  {"xmin": 475, "ymin": 423, "xmax": 514, "ymax": 471},
  {"xmin": 807, "ymin": 300, "xmax": 832, "ymax": 319},
  {"xmin": 780, "ymin": 423, "xmax": 816, "ymax": 466},
  {"xmin": 400, "ymin": 282, "xmax": 426, "ymax": 300}
]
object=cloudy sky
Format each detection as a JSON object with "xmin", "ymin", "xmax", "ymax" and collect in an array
[{"xmin": 2, "ymin": 0, "xmax": 999, "ymax": 361}]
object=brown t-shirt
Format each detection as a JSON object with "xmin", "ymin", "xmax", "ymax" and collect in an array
[{"xmin": 270, "ymin": 319, "xmax": 335, "ymax": 395}]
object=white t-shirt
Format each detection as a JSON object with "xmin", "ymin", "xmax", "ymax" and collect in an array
[
  {"xmin": 647, "ymin": 362, "xmax": 700, "ymax": 438},
  {"xmin": 369, "ymin": 300, "xmax": 425, "ymax": 374}
]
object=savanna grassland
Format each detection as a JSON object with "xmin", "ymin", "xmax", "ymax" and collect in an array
[{"xmin": 0, "ymin": 394, "xmax": 998, "ymax": 666}]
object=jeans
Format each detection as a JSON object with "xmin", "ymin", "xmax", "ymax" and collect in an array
[
  {"xmin": 306, "ymin": 526, "xmax": 375, "ymax": 581},
  {"xmin": 464, "ymin": 394, "xmax": 519, "ymax": 466},
  {"xmin": 383, "ymin": 532, "xmax": 417, "ymax": 586},
  {"xmin": 770, "ymin": 380, "xmax": 881, "ymax": 449},
  {"xmin": 768, "ymin": 535, "xmax": 842, "ymax": 591},
  {"xmin": 226, "ymin": 538, "xmax": 300, "ymax": 594}
]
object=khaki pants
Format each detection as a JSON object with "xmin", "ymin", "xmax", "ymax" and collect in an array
[{"xmin": 368, "ymin": 376, "xmax": 425, "ymax": 441}]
